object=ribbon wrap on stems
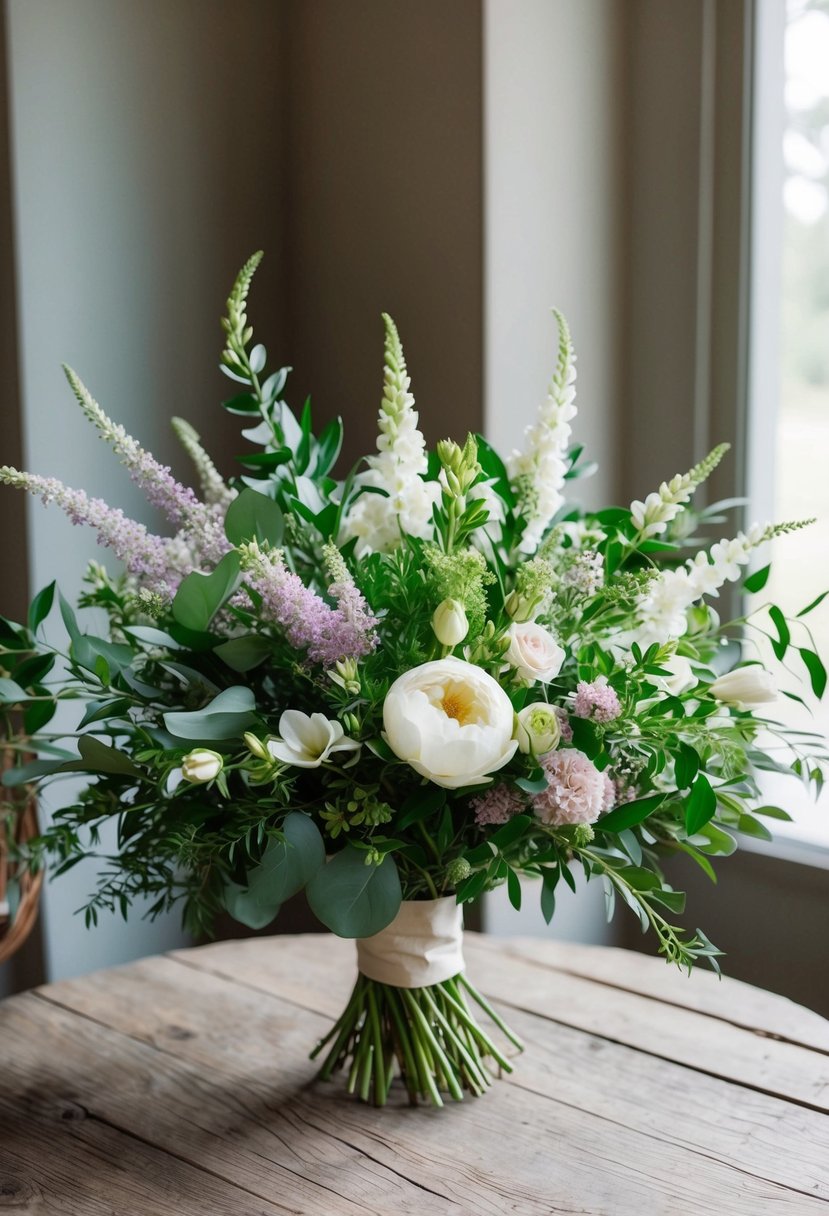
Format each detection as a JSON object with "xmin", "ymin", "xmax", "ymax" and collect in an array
[{"xmin": 355, "ymin": 895, "xmax": 464, "ymax": 989}]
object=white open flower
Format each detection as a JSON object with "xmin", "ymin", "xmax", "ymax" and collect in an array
[
  {"xmin": 709, "ymin": 667, "xmax": 777, "ymax": 708},
  {"xmin": 267, "ymin": 710, "xmax": 360, "ymax": 768},
  {"xmin": 515, "ymin": 703, "xmax": 561, "ymax": 756},
  {"xmin": 505, "ymin": 622, "xmax": 565, "ymax": 684},
  {"xmin": 181, "ymin": 748, "xmax": 224, "ymax": 784},
  {"xmin": 383, "ymin": 657, "xmax": 517, "ymax": 789}
]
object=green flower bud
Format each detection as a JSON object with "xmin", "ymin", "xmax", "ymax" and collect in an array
[
  {"xmin": 445, "ymin": 857, "xmax": 472, "ymax": 887},
  {"xmin": 432, "ymin": 598, "xmax": 469, "ymax": 647}
]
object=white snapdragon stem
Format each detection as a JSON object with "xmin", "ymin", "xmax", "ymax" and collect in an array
[
  {"xmin": 629, "ymin": 443, "xmax": 730, "ymax": 541},
  {"xmin": 632, "ymin": 520, "xmax": 812, "ymax": 647},
  {"xmin": 338, "ymin": 314, "xmax": 439, "ymax": 555},
  {"xmin": 507, "ymin": 310, "xmax": 577, "ymax": 556}
]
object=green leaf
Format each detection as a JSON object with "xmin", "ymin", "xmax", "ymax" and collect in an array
[
  {"xmin": 752, "ymin": 804, "xmax": 793, "ymax": 821},
  {"xmin": 768, "ymin": 604, "xmax": 790, "ymax": 661},
  {"xmin": 62, "ymin": 735, "xmax": 142, "ymax": 778},
  {"xmin": 0, "ymin": 677, "xmax": 27, "ymax": 703},
  {"xmin": 224, "ymin": 487, "xmax": 284, "ymax": 547},
  {"xmin": 743, "ymin": 564, "xmax": 770, "ymax": 594},
  {"xmin": 214, "ymin": 635, "xmax": 272, "ymax": 673},
  {"xmin": 124, "ymin": 626, "xmax": 183, "ymax": 650},
  {"xmin": 692, "ymin": 822, "xmax": 738, "ymax": 856},
  {"xmin": 540, "ymin": 876, "xmax": 556, "ymax": 924},
  {"xmin": 28, "ymin": 581, "xmax": 56, "ymax": 632},
  {"xmin": 800, "ymin": 648, "xmax": 827, "ymax": 699},
  {"xmin": 396, "ymin": 786, "xmax": 446, "ymax": 831},
  {"xmin": 59, "ymin": 592, "xmax": 81, "ymax": 643},
  {"xmin": 515, "ymin": 772, "xmax": 549, "ymax": 794},
  {"xmin": 2, "ymin": 758, "xmax": 66, "ymax": 786},
  {"xmin": 685, "ymin": 774, "xmax": 717, "ymax": 836},
  {"xmin": 78, "ymin": 697, "xmax": 133, "ymax": 729},
  {"xmin": 650, "ymin": 887, "xmax": 686, "ymax": 914},
  {"xmin": 507, "ymin": 868, "xmax": 522, "ymax": 911},
  {"xmin": 598, "ymin": 793, "xmax": 666, "ymax": 834},
  {"xmin": 797, "ymin": 590, "xmax": 829, "ymax": 618},
  {"xmin": 171, "ymin": 551, "xmax": 241, "ymax": 632},
  {"xmin": 674, "ymin": 742, "xmax": 700, "ymax": 791},
  {"xmin": 491, "ymin": 814, "xmax": 532, "ymax": 851},
  {"xmin": 13, "ymin": 652, "xmax": 56, "ymax": 686},
  {"xmin": 163, "ymin": 686, "xmax": 257, "ymax": 741},
  {"xmin": 306, "ymin": 847, "xmax": 402, "ymax": 938},
  {"xmin": 224, "ymin": 813, "xmax": 325, "ymax": 929},
  {"xmin": 737, "ymin": 813, "xmax": 773, "ymax": 841}
]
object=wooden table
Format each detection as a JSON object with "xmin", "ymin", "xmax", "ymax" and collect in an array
[{"xmin": 1, "ymin": 933, "xmax": 827, "ymax": 1215}]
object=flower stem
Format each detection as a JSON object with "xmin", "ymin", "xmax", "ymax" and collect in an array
[{"xmin": 310, "ymin": 971, "xmax": 522, "ymax": 1107}]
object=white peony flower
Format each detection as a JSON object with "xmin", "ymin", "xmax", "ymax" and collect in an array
[
  {"xmin": 383, "ymin": 657, "xmax": 517, "ymax": 788},
  {"xmin": 709, "ymin": 667, "xmax": 777, "ymax": 708},
  {"xmin": 267, "ymin": 710, "xmax": 360, "ymax": 768},
  {"xmin": 181, "ymin": 748, "xmax": 224, "ymax": 784},
  {"xmin": 432, "ymin": 599, "xmax": 469, "ymax": 647},
  {"xmin": 515, "ymin": 703, "xmax": 561, "ymax": 755},
  {"xmin": 505, "ymin": 622, "xmax": 565, "ymax": 684}
]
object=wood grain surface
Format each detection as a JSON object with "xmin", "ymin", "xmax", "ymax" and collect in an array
[{"xmin": 0, "ymin": 932, "xmax": 826, "ymax": 1215}]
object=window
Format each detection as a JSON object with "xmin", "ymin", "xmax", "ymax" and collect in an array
[{"xmin": 749, "ymin": 0, "xmax": 829, "ymax": 847}]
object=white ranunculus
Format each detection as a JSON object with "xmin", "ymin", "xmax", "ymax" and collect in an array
[
  {"xmin": 650, "ymin": 653, "xmax": 698, "ymax": 697},
  {"xmin": 709, "ymin": 667, "xmax": 777, "ymax": 708},
  {"xmin": 267, "ymin": 710, "xmax": 360, "ymax": 768},
  {"xmin": 383, "ymin": 657, "xmax": 517, "ymax": 789},
  {"xmin": 515, "ymin": 703, "xmax": 561, "ymax": 756},
  {"xmin": 432, "ymin": 598, "xmax": 469, "ymax": 647},
  {"xmin": 181, "ymin": 748, "xmax": 224, "ymax": 784},
  {"xmin": 505, "ymin": 622, "xmax": 565, "ymax": 684}
]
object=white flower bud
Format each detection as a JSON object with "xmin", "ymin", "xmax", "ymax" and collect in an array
[
  {"xmin": 181, "ymin": 748, "xmax": 224, "ymax": 784},
  {"xmin": 515, "ymin": 703, "xmax": 561, "ymax": 756},
  {"xmin": 505, "ymin": 590, "xmax": 538, "ymax": 623},
  {"xmin": 709, "ymin": 667, "xmax": 777, "ymax": 708},
  {"xmin": 432, "ymin": 599, "xmax": 469, "ymax": 647}
]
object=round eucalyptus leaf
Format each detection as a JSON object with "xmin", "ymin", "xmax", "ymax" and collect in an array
[
  {"xmin": 223, "ymin": 813, "xmax": 325, "ymax": 930},
  {"xmin": 306, "ymin": 847, "xmax": 401, "ymax": 939}
]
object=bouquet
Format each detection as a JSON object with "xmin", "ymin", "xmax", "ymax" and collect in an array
[{"xmin": 1, "ymin": 252, "xmax": 826, "ymax": 1108}]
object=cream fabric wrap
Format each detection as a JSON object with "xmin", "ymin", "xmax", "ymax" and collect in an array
[{"xmin": 356, "ymin": 896, "xmax": 464, "ymax": 988}]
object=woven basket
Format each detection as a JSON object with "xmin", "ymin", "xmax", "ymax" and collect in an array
[{"xmin": 0, "ymin": 755, "xmax": 43, "ymax": 965}]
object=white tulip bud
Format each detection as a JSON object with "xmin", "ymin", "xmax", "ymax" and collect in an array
[
  {"xmin": 709, "ymin": 667, "xmax": 777, "ymax": 708},
  {"xmin": 432, "ymin": 599, "xmax": 469, "ymax": 647},
  {"xmin": 505, "ymin": 589, "xmax": 538, "ymax": 623},
  {"xmin": 181, "ymin": 748, "xmax": 224, "ymax": 784},
  {"xmin": 515, "ymin": 703, "xmax": 561, "ymax": 756}
]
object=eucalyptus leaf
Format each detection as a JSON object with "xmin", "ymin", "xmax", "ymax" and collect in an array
[
  {"xmin": 62, "ymin": 735, "xmax": 143, "ymax": 778},
  {"xmin": 306, "ymin": 847, "xmax": 401, "ymax": 938},
  {"xmin": 214, "ymin": 635, "xmax": 272, "ymax": 673},
  {"xmin": 225, "ymin": 813, "xmax": 325, "ymax": 929},
  {"xmin": 163, "ymin": 686, "xmax": 257, "ymax": 741}
]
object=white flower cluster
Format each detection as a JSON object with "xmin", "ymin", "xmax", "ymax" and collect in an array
[
  {"xmin": 508, "ymin": 311, "xmax": 577, "ymax": 555},
  {"xmin": 340, "ymin": 314, "xmax": 438, "ymax": 556},
  {"xmin": 629, "ymin": 444, "xmax": 729, "ymax": 541},
  {"xmin": 634, "ymin": 523, "xmax": 770, "ymax": 646}
]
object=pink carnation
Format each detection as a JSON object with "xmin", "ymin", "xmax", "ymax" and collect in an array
[
  {"xmin": 533, "ymin": 749, "xmax": 613, "ymax": 826},
  {"xmin": 471, "ymin": 784, "xmax": 525, "ymax": 827},
  {"xmin": 572, "ymin": 676, "xmax": 621, "ymax": 724}
]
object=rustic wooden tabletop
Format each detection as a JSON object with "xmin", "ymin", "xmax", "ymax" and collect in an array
[{"xmin": 1, "ymin": 931, "xmax": 827, "ymax": 1214}]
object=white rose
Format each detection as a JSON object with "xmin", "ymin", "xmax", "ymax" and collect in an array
[
  {"xmin": 505, "ymin": 622, "xmax": 565, "ymax": 683},
  {"xmin": 181, "ymin": 748, "xmax": 224, "ymax": 784},
  {"xmin": 709, "ymin": 667, "xmax": 777, "ymax": 708},
  {"xmin": 383, "ymin": 657, "xmax": 517, "ymax": 789},
  {"xmin": 515, "ymin": 703, "xmax": 561, "ymax": 756},
  {"xmin": 650, "ymin": 653, "xmax": 698, "ymax": 697},
  {"xmin": 432, "ymin": 598, "xmax": 469, "ymax": 647},
  {"xmin": 267, "ymin": 710, "xmax": 360, "ymax": 768}
]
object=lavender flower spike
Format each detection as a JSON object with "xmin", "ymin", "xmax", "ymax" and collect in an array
[
  {"xmin": 62, "ymin": 366, "xmax": 202, "ymax": 530},
  {"xmin": 0, "ymin": 466, "xmax": 180, "ymax": 592},
  {"xmin": 323, "ymin": 542, "xmax": 379, "ymax": 659},
  {"xmin": 240, "ymin": 541, "xmax": 375, "ymax": 666}
]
